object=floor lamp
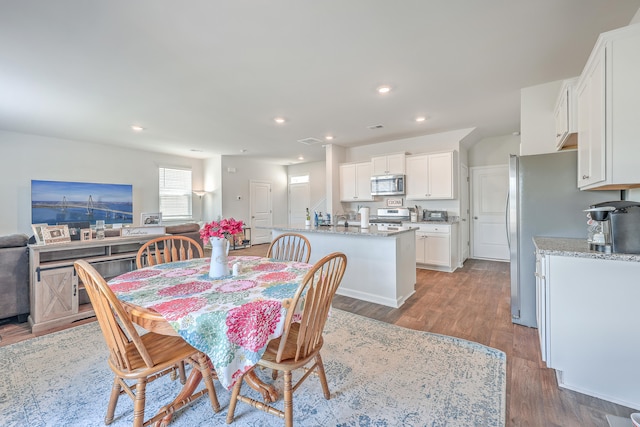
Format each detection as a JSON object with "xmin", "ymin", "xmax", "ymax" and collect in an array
[{"xmin": 193, "ymin": 190, "xmax": 209, "ymax": 223}]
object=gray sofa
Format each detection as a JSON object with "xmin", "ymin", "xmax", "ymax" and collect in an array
[
  {"xmin": 0, "ymin": 234, "xmax": 30, "ymax": 322},
  {"xmin": 165, "ymin": 223, "xmax": 203, "ymax": 245}
]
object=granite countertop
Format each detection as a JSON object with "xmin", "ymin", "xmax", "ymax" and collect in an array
[
  {"xmin": 265, "ymin": 224, "xmax": 417, "ymax": 237},
  {"xmin": 533, "ymin": 236, "xmax": 640, "ymax": 262}
]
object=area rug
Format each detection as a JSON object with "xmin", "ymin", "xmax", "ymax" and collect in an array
[{"xmin": 0, "ymin": 309, "xmax": 506, "ymax": 426}]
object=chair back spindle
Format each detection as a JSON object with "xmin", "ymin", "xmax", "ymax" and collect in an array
[
  {"xmin": 267, "ymin": 233, "xmax": 311, "ymax": 263},
  {"xmin": 136, "ymin": 235, "xmax": 204, "ymax": 269}
]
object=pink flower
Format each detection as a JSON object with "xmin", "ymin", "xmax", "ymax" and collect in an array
[
  {"xmin": 257, "ymin": 271, "xmax": 297, "ymax": 282},
  {"xmin": 200, "ymin": 218, "xmax": 245, "ymax": 244},
  {"xmin": 226, "ymin": 300, "xmax": 282, "ymax": 352},
  {"xmin": 110, "ymin": 280, "xmax": 146, "ymax": 293},
  {"xmin": 158, "ymin": 280, "xmax": 212, "ymax": 297},
  {"xmin": 152, "ymin": 297, "xmax": 207, "ymax": 321}
]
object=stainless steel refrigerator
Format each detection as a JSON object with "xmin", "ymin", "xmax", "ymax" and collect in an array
[{"xmin": 508, "ymin": 151, "xmax": 619, "ymax": 327}]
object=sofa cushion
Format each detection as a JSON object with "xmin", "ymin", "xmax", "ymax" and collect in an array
[
  {"xmin": 165, "ymin": 223, "xmax": 201, "ymax": 234},
  {"xmin": 0, "ymin": 234, "xmax": 28, "ymax": 249}
]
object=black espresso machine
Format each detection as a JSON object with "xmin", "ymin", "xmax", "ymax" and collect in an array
[{"xmin": 586, "ymin": 201, "xmax": 640, "ymax": 254}]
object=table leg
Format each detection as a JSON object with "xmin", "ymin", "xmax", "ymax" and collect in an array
[{"xmin": 245, "ymin": 370, "xmax": 279, "ymax": 403}]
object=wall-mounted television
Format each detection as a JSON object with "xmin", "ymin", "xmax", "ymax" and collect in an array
[{"xmin": 31, "ymin": 180, "xmax": 133, "ymax": 226}]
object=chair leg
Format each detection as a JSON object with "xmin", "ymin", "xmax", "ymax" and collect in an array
[
  {"xmin": 283, "ymin": 370, "xmax": 293, "ymax": 427},
  {"xmin": 271, "ymin": 369, "xmax": 278, "ymax": 380},
  {"xmin": 178, "ymin": 361, "xmax": 187, "ymax": 384},
  {"xmin": 132, "ymin": 379, "xmax": 147, "ymax": 427},
  {"xmin": 105, "ymin": 377, "xmax": 122, "ymax": 425},
  {"xmin": 226, "ymin": 374, "xmax": 244, "ymax": 424},
  {"xmin": 315, "ymin": 353, "xmax": 331, "ymax": 400}
]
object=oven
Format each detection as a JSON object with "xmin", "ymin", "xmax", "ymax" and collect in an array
[{"xmin": 369, "ymin": 208, "xmax": 411, "ymax": 228}]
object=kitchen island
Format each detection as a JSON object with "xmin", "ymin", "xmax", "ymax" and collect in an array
[
  {"xmin": 266, "ymin": 224, "xmax": 416, "ymax": 308},
  {"xmin": 533, "ymin": 237, "xmax": 640, "ymax": 410}
]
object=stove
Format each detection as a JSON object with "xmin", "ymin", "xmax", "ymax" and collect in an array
[{"xmin": 369, "ymin": 207, "xmax": 411, "ymax": 227}]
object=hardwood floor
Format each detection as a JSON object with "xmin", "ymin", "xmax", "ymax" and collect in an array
[{"xmin": 1, "ymin": 244, "xmax": 634, "ymax": 426}]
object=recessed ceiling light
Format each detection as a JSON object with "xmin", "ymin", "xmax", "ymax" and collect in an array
[
  {"xmin": 131, "ymin": 125, "xmax": 144, "ymax": 132},
  {"xmin": 240, "ymin": 148, "xmax": 247, "ymax": 153},
  {"xmin": 415, "ymin": 116, "xmax": 426, "ymax": 122},
  {"xmin": 274, "ymin": 117, "xmax": 286, "ymax": 124},
  {"xmin": 297, "ymin": 155, "xmax": 304, "ymax": 161},
  {"xmin": 377, "ymin": 85, "xmax": 391, "ymax": 94},
  {"xmin": 325, "ymin": 135, "xmax": 334, "ymax": 141}
]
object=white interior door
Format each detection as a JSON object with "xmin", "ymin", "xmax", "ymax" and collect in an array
[
  {"xmin": 471, "ymin": 165, "xmax": 509, "ymax": 261},
  {"xmin": 250, "ymin": 180, "xmax": 272, "ymax": 245},
  {"xmin": 460, "ymin": 163, "xmax": 470, "ymax": 262},
  {"xmin": 289, "ymin": 183, "xmax": 310, "ymax": 225}
]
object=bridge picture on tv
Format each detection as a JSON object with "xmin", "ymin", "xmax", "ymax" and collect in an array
[{"xmin": 31, "ymin": 179, "xmax": 133, "ymax": 225}]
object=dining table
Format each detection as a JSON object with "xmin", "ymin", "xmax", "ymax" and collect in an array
[{"xmin": 107, "ymin": 255, "xmax": 313, "ymax": 414}]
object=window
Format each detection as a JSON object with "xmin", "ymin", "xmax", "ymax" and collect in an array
[
  {"xmin": 159, "ymin": 167, "xmax": 192, "ymax": 219},
  {"xmin": 290, "ymin": 174, "xmax": 309, "ymax": 184}
]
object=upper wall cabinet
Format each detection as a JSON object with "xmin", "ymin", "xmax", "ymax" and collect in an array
[
  {"xmin": 371, "ymin": 153, "xmax": 406, "ymax": 175},
  {"xmin": 339, "ymin": 162, "xmax": 374, "ymax": 202},
  {"xmin": 554, "ymin": 77, "xmax": 578, "ymax": 151},
  {"xmin": 405, "ymin": 151, "xmax": 456, "ymax": 200},
  {"xmin": 577, "ymin": 24, "xmax": 640, "ymax": 190}
]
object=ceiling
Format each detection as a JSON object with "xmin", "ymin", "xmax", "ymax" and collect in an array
[{"xmin": 1, "ymin": 1, "xmax": 639, "ymax": 165}]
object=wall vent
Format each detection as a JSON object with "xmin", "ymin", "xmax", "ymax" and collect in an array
[{"xmin": 297, "ymin": 137, "xmax": 323, "ymax": 145}]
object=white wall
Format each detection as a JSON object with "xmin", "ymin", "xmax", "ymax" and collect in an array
[
  {"xmin": 346, "ymin": 128, "xmax": 474, "ymax": 162},
  {"xmin": 288, "ymin": 161, "xmax": 327, "ymax": 214},
  {"xmin": 0, "ymin": 130, "xmax": 204, "ymax": 236},
  {"xmin": 520, "ymin": 79, "xmax": 565, "ymax": 155},
  {"xmin": 219, "ymin": 156, "xmax": 288, "ymax": 226},
  {"xmin": 468, "ymin": 134, "xmax": 521, "ymax": 167}
]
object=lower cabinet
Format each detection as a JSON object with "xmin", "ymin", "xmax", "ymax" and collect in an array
[
  {"xmin": 34, "ymin": 266, "xmax": 78, "ymax": 323},
  {"xmin": 538, "ymin": 251, "xmax": 640, "ymax": 408},
  {"xmin": 28, "ymin": 236, "xmax": 159, "ymax": 334},
  {"xmin": 411, "ymin": 223, "xmax": 458, "ymax": 272}
]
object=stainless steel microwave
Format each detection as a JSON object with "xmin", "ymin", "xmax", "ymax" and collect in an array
[{"xmin": 371, "ymin": 174, "xmax": 405, "ymax": 196}]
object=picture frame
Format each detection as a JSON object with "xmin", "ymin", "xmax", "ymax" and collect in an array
[
  {"xmin": 81, "ymin": 228, "xmax": 92, "ymax": 241},
  {"xmin": 386, "ymin": 198, "xmax": 403, "ymax": 207},
  {"xmin": 41, "ymin": 224, "xmax": 71, "ymax": 245},
  {"xmin": 31, "ymin": 223, "xmax": 48, "ymax": 245},
  {"xmin": 121, "ymin": 226, "xmax": 166, "ymax": 237},
  {"xmin": 141, "ymin": 212, "xmax": 162, "ymax": 226}
]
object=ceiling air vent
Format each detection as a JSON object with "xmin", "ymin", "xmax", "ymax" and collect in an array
[
  {"xmin": 297, "ymin": 137, "xmax": 323, "ymax": 145},
  {"xmin": 368, "ymin": 124, "xmax": 384, "ymax": 130}
]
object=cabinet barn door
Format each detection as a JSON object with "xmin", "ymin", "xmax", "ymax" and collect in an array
[{"xmin": 35, "ymin": 266, "xmax": 78, "ymax": 323}]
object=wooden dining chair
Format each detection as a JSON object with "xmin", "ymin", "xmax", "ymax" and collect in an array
[
  {"xmin": 74, "ymin": 260, "xmax": 220, "ymax": 427},
  {"xmin": 136, "ymin": 235, "xmax": 204, "ymax": 269},
  {"xmin": 226, "ymin": 252, "xmax": 347, "ymax": 427},
  {"xmin": 266, "ymin": 233, "xmax": 311, "ymax": 263}
]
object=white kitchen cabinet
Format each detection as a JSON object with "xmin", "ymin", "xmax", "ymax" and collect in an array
[
  {"xmin": 411, "ymin": 223, "xmax": 458, "ymax": 272},
  {"xmin": 371, "ymin": 153, "xmax": 405, "ymax": 175},
  {"xmin": 339, "ymin": 162, "xmax": 374, "ymax": 202},
  {"xmin": 540, "ymin": 252, "xmax": 640, "ymax": 409},
  {"xmin": 577, "ymin": 24, "xmax": 640, "ymax": 190},
  {"xmin": 405, "ymin": 151, "xmax": 456, "ymax": 200},
  {"xmin": 554, "ymin": 78, "xmax": 578, "ymax": 151}
]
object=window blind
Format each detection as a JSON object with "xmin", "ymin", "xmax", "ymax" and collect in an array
[{"xmin": 159, "ymin": 167, "xmax": 193, "ymax": 218}]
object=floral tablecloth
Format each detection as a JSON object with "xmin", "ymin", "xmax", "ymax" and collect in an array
[{"xmin": 108, "ymin": 255, "xmax": 312, "ymax": 389}]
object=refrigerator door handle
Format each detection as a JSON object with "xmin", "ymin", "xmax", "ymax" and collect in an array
[{"xmin": 505, "ymin": 193, "xmax": 510, "ymax": 248}]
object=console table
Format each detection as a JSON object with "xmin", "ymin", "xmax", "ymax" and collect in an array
[{"xmin": 28, "ymin": 235, "xmax": 159, "ymax": 334}]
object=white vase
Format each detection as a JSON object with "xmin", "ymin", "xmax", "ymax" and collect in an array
[{"xmin": 209, "ymin": 237, "xmax": 230, "ymax": 278}]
